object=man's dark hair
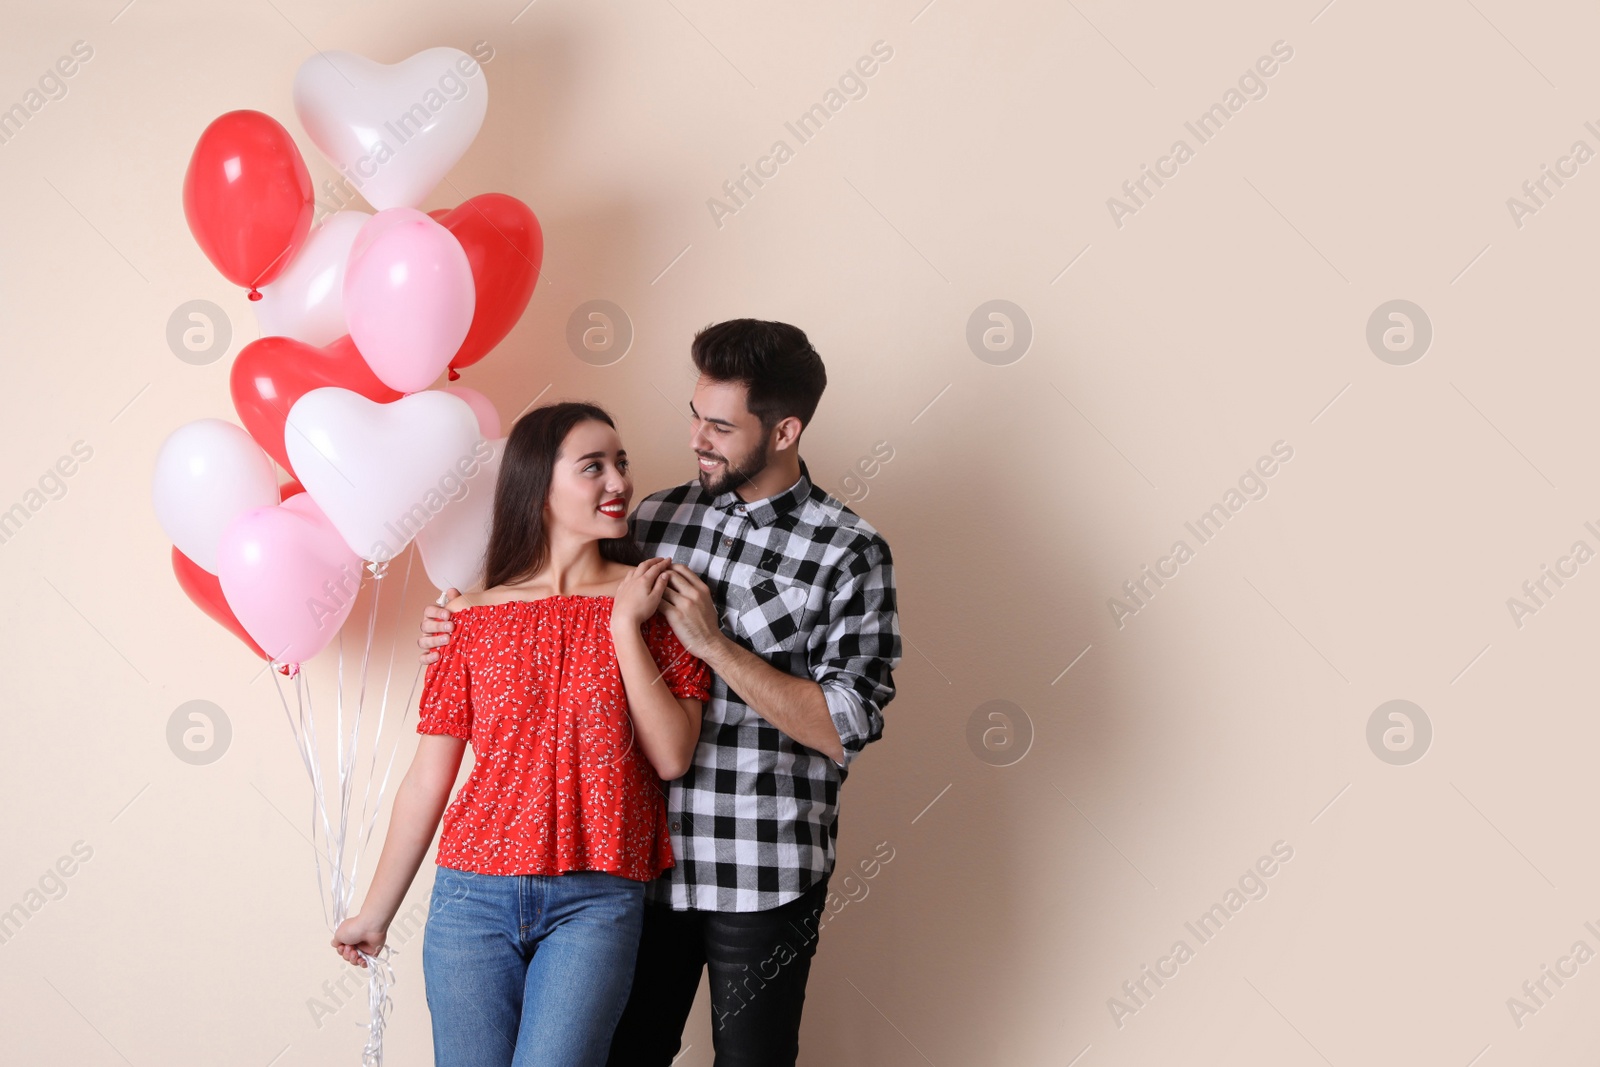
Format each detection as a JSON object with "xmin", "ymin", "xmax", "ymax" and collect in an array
[{"xmin": 690, "ymin": 319, "xmax": 827, "ymax": 434}]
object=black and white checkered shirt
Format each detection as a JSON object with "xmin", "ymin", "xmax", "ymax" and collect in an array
[{"xmin": 628, "ymin": 456, "xmax": 901, "ymax": 912}]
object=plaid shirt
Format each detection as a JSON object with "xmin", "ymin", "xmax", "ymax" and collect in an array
[{"xmin": 628, "ymin": 456, "xmax": 901, "ymax": 911}]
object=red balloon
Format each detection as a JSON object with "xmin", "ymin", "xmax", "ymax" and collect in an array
[
  {"xmin": 172, "ymin": 546, "xmax": 271, "ymax": 660},
  {"xmin": 168, "ymin": 480, "xmax": 304, "ymax": 660},
  {"xmin": 231, "ymin": 335, "xmax": 403, "ymax": 476},
  {"xmin": 430, "ymin": 194, "xmax": 543, "ymax": 379},
  {"xmin": 183, "ymin": 110, "xmax": 315, "ymax": 299}
]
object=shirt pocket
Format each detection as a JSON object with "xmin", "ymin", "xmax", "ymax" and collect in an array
[{"xmin": 726, "ymin": 570, "xmax": 811, "ymax": 654}]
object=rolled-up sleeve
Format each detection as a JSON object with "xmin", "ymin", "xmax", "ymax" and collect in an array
[{"xmin": 812, "ymin": 540, "xmax": 901, "ymax": 768}]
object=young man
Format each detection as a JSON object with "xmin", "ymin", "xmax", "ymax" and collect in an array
[{"xmin": 417, "ymin": 318, "xmax": 902, "ymax": 1065}]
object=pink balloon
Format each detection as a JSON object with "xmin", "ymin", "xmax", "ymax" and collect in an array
[
  {"xmin": 348, "ymin": 206, "xmax": 427, "ymax": 266},
  {"xmin": 443, "ymin": 385, "xmax": 501, "ymax": 438},
  {"xmin": 344, "ymin": 211, "xmax": 475, "ymax": 393},
  {"xmin": 217, "ymin": 493, "xmax": 365, "ymax": 666}
]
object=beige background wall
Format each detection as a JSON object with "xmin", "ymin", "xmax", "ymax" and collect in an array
[{"xmin": 4, "ymin": 0, "xmax": 1598, "ymax": 1063}]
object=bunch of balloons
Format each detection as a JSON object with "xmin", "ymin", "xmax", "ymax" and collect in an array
[
  {"xmin": 152, "ymin": 46, "xmax": 541, "ymax": 1066},
  {"xmin": 155, "ymin": 46, "xmax": 541, "ymax": 671}
]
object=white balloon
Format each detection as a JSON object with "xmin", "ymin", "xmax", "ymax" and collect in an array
[
  {"xmin": 152, "ymin": 419, "xmax": 279, "ymax": 574},
  {"xmin": 416, "ymin": 436, "xmax": 504, "ymax": 593},
  {"xmin": 293, "ymin": 48, "xmax": 489, "ymax": 211},
  {"xmin": 285, "ymin": 388, "xmax": 484, "ymax": 563},
  {"xmin": 253, "ymin": 210, "xmax": 370, "ymax": 345}
]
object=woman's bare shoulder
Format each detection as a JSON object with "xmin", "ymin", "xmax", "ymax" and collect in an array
[
  {"xmin": 446, "ymin": 584, "xmax": 550, "ymax": 611},
  {"xmin": 445, "ymin": 591, "xmax": 486, "ymax": 613}
]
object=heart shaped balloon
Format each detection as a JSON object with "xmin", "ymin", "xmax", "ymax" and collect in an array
[
  {"xmin": 252, "ymin": 210, "xmax": 370, "ymax": 345},
  {"xmin": 442, "ymin": 385, "xmax": 501, "ymax": 438},
  {"xmin": 172, "ymin": 546, "xmax": 271, "ymax": 660},
  {"xmin": 293, "ymin": 48, "xmax": 489, "ymax": 211},
  {"xmin": 285, "ymin": 388, "xmax": 484, "ymax": 563},
  {"xmin": 416, "ymin": 435, "xmax": 504, "ymax": 593},
  {"xmin": 231, "ymin": 334, "xmax": 404, "ymax": 476},
  {"xmin": 428, "ymin": 194, "xmax": 542, "ymax": 378},
  {"xmin": 217, "ymin": 493, "xmax": 365, "ymax": 665},
  {"xmin": 170, "ymin": 480, "xmax": 306, "ymax": 660}
]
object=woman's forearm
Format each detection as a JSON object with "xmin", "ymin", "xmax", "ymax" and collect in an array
[
  {"xmin": 610, "ymin": 623, "xmax": 698, "ymax": 777},
  {"xmin": 355, "ymin": 751, "xmax": 458, "ymax": 927}
]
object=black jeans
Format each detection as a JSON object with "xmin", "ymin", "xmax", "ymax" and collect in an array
[{"xmin": 605, "ymin": 875, "xmax": 830, "ymax": 1067}]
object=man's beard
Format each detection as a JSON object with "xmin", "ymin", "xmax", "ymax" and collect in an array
[{"xmin": 698, "ymin": 438, "xmax": 769, "ymax": 497}]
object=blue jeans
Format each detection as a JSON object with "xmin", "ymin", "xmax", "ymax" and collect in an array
[{"xmin": 422, "ymin": 865, "xmax": 646, "ymax": 1067}]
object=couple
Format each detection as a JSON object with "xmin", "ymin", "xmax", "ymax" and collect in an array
[{"xmin": 332, "ymin": 319, "xmax": 903, "ymax": 1066}]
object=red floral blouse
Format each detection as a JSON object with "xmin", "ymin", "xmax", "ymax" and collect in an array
[{"xmin": 417, "ymin": 595, "xmax": 712, "ymax": 881}]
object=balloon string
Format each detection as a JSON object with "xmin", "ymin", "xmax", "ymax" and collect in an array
[
  {"xmin": 301, "ymin": 669, "xmax": 345, "ymax": 923},
  {"xmin": 358, "ymin": 946, "xmax": 396, "ymax": 1067},
  {"xmin": 293, "ymin": 669, "xmax": 335, "ymax": 928},
  {"xmin": 343, "ymin": 551, "xmax": 409, "ymax": 1063},
  {"xmin": 357, "ymin": 563, "xmax": 437, "ymax": 864},
  {"xmin": 350, "ymin": 546, "xmax": 416, "ymax": 893},
  {"xmin": 270, "ymin": 665, "xmax": 334, "ymax": 930},
  {"xmin": 336, "ymin": 559, "xmax": 385, "ymax": 919},
  {"xmin": 266, "ymin": 549, "xmax": 428, "ymax": 1065},
  {"xmin": 301, "ymin": 663, "xmax": 344, "ymax": 919}
]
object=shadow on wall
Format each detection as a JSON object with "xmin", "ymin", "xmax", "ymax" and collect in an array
[{"xmin": 790, "ymin": 429, "xmax": 1139, "ymax": 1065}]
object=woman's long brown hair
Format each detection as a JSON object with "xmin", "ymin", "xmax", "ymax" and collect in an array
[{"xmin": 481, "ymin": 401, "xmax": 645, "ymax": 590}]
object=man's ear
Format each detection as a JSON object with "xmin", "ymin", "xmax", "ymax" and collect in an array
[{"xmin": 774, "ymin": 415, "xmax": 803, "ymax": 452}]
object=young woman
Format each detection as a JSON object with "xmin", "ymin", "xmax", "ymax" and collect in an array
[{"xmin": 331, "ymin": 401, "xmax": 711, "ymax": 1067}]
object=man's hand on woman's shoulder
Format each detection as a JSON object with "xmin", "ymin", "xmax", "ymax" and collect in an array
[{"xmin": 419, "ymin": 586, "xmax": 461, "ymax": 665}]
